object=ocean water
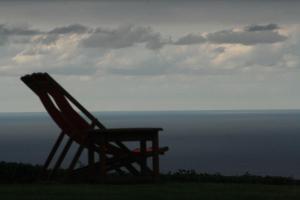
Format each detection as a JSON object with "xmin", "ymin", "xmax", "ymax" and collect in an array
[{"xmin": 0, "ymin": 110, "xmax": 300, "ymax": 178}]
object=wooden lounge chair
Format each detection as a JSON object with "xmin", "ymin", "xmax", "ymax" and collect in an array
[{"xmin": 21, "ymin": 72, "xmax": 168, "ymax": 181}]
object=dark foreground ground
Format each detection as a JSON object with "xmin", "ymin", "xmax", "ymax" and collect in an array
[
  {"xmin": 1, "ymin": 182, "xmax": 300, "ymax": 200},
  {"xmin": 1, "ymin": 162, "xmax": 300, "ymax": 199}
]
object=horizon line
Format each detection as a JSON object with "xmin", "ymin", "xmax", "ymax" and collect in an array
[{"xmin": 1, "ymin": 108, "xmax": 300, "ymax": 114}]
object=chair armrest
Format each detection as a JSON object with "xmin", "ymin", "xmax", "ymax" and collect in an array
[{"xmin": 88, "ymin": 128, "xmax": 163, "ymax": 142}]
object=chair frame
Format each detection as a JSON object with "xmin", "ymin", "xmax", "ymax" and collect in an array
[{"xmin": 21, "ymin": 73, "xmax": 168, "ymax": 181}]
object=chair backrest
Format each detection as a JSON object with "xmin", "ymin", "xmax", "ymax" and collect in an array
[{"xmin": 21, "ymin": 73, "xmax": 106, "ymax": 145}]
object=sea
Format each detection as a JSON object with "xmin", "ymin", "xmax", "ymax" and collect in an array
[{"xmin": 1, "ymin": 110, "xmax": 300, "ymax": 178}]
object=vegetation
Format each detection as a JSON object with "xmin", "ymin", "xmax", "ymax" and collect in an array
[
  {"xmin": 0, "ymin": 161, "xmax": 42, "ymax": 183},
  {"xmin": 164, "ymin": 169, "xmax": 300, "ymax": 185},
  {"xmin": 1, "ymin": 162, "xmax": 300, "ymax": 199},
  {"xmin": 1, "ymin": 162, "xmax": 299, "ymax": 185}
]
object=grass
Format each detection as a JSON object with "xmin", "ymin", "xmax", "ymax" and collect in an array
[{"xmin": 1, "ymin": 182, "xmax": 300, "ymax": 200}]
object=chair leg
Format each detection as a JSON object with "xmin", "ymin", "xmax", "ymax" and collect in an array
[
  {"xmin": 52, "ymin": 138, "xmax": 73, "ymax": 174},
  {"xmin": 99, "ymin": 140, "xmax": 106, "ymax": 179},
  {"xmin": 92, "ymin": 143, "xmax": 140, "ymax": 176},
  {"xmin": 140, "ymin": 140, "xmax": 147, "ymax": 176},
  {"xmin": 107, "ymin": 156, "xmax": 140, "ymax": 176},
  {"xmin": 43, "ymin": 132, "xmax": 65, "ymax": 172},
  {"xmin": 114, "ymin": 141, "xmax": 142, "ymax": 175},
  {"xmin": 152, "ymin": 133, "xmax": 159, "ymax": 179},
  {"xmin": 68, "ymin": 145, "xmax": 84, "ymax": 172},
  {"xmin": 88, "ymin": 144, "xmax": 96, "ymax": 179}
]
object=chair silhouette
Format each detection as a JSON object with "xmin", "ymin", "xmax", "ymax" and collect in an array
[{"xmin": 21, "ymin": 72, "xmax": 168, "ymax": 181}]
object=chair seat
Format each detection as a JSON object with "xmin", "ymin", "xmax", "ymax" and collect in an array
[{"xmin": 132, "ymin": 146, "xmax": 169, "ymax": 155}]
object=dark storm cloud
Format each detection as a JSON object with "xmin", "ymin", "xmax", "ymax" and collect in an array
[
  {"xmin": 206, "ymin": 27, "xmax": 287, "ymax": 45},
  {"xmin": 172, "ymin": 24, "xmax": 286, "ymax": 46},
  {"xmin": 0, "ymin": 24, "xmax": 42, "ymax": 45},
  {"xmin": 174, "ymin": 34, "xmax": 206, "ymax": 45},
  {"xmin": 0, "ymin": 22, "xmax": 288, "ymax": 49},
  {"xmin": 81, "ymin": 25, "xmax": 166, "ymax": 50},
  {"xmin": 48, "ymin": 24, "xmax": 90, "ymax": 34},
  {"xmin": 37, "ymin": 24, "xmax": 91, "ymax": 45},
  {"xmin": 0, "ymin": 24, "xmax": 41, "ymax": 35},
  {"xmin": 245, "ymin": 24, "xmax": 279, "ymax": 32},
  {"xmin": 0, "ymin": 24, "xmax": 91, "ymax": 46}
]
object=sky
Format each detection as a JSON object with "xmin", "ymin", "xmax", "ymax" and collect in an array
[{"xmin": 0, "ymin": 0, "xmax": 300, "ymax": 112}]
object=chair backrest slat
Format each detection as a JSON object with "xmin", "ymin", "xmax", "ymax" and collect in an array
[
  {"xmin": 46, "ymin": 74, "xmax": 106, "ymax": 129},
  {"xmin": 21, "ymin": 72, "xmax": 106, "ymax": 145}
]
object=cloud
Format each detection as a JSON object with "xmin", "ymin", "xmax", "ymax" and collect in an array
[
  {"xmin": 48, "ymin": 24, "xmax": 90, "ymax": 34},
  {"xmin": 36, "ymin": 24, "xmax": 90, "ymax": 45},
  {"xmin": 0, "ymin": 22, "xmax": 296, "ymax": 78},
  {"xmin": 106, "ymin": 57, "xmax": 171, "ymax": 76},
  {"xmin": 174, "ymin": 34, "xmax": 206, "ymax": 45},
  {"xmin": 0, "ymin": 24, "xmax": 41, "ymax": 36},
  {"xmin": 0, "ymin": 24, "xmax": 41, "ymax": 45},
  {"xmin": 81, "ymin": 25, "xmax": 167, "ymax": 50},
  {"xmin": 94, "ymin": 44, "xmax": 242, "ymax": 77},
  {"xmin": 245, "ymin": 24, "xmax": 279, "ymax": 32},
  {"xmin": 172, "ymin": 23, "xmax": 286, "ymax": 46},
  {"xmin": 95, "ymin": 48, "xmax": 170, "ymax": 76},
  {"xmin": 206, "ymin": 29, "xmax": 287, "ymax": 45},
  {"xmin": 0, "ymin": 23, "xmax": 288, "ymax": 49}
]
